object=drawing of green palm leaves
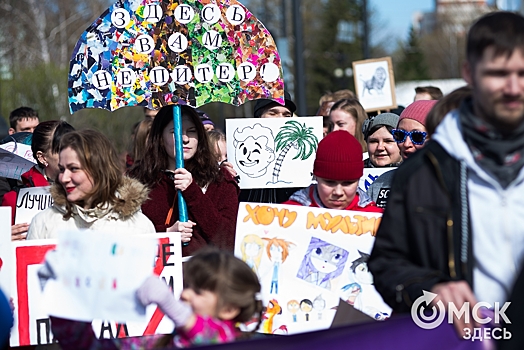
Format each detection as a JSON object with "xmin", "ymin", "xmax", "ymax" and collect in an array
[{"xmin": 272, "ymin": 120, "xmax": 319, "ymax": 183}]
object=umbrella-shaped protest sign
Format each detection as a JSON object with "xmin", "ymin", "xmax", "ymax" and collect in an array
[{"xmin": 68, "ymin": 0, "xmax": 285, "ymax": 224}]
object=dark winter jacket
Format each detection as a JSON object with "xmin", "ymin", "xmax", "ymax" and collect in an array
[{"xmin": 368, "ymin": 140, "xmax": 473, "ymax": 313}]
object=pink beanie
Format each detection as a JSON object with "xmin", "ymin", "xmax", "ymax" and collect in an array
[
  {"xmin": 399, "ymin": 100, "xmax": 438, "ymax": 127},
  {"xmin": 314, "ymin": 130, "xmax": 364, "ymax": 181}
]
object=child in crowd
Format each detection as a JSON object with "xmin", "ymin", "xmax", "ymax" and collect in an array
[
  {"xmin": 284, "ymin": 130, "xmax": 382, "ymax": 213},
  {"xmin": 49, "ymin": 249, "xmax": 264, "ymax": 349}
]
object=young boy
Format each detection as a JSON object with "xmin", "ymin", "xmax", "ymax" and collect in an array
[{"xmin": 284, "ymin": 130, "xmax": 382, "ymax": 213}]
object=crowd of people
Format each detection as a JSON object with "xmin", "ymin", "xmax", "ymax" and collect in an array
[{"xmin": 1, "ymin": 10, "xmax": 524, "ymax": 349}]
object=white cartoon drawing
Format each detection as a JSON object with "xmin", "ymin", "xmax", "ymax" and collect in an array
[{"xmin": 233, "ymin": 124, "xmax": 276, "ymax": 178}]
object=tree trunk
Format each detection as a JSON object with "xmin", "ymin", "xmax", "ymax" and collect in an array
[{"xmin": 272, "ymin": 141, "xmax": 296, "ymax": 183}]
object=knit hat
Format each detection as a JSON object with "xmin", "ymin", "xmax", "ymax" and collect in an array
[
  {"xmin": 399, "ymin": 100, "xmax": 438, "ymax": 127},
  {"xmin": 197, "ymin": 110, "xmax": 215, "ymax": 127},
  {"xmin": 253, "ymin": 91, "xmax": 297, "ymax": 118},
  {"xmin": 314, "ymin": 130, "xmax": 363, "ymax": 181},
  {"xmin": 362, "ymin": 112, "xmax": 400, "ymax": 140}
]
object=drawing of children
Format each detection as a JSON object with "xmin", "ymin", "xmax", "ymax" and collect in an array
[
  {"xmin": 287, "ymin": 299, "xmax": 300, "ymax": 322},
  {"xmin": 262, "ymin": 237, "xmax": 295, "ymax": 295},
  {"xmin": 300, "ymin": 299, "xmax": 313, "ymax": 322}
]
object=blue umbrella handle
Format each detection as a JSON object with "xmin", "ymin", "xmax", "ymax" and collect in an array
[{"xmin": 173, "ymin": 105, "xmax": 189, "ymax": 246}]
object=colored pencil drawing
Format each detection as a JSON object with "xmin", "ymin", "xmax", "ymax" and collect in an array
[
  {"xmin": 296, "ymin": 237, "xmax": 349, "ymax": 290},
  {"xmin": 262, "ymin": 237, "xmax": 295, "ymax": 295}
]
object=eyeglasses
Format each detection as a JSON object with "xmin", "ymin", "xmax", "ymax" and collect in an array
[{"xmin": 392, "ymin": 129, "xmax": 427, "ymax": 145}]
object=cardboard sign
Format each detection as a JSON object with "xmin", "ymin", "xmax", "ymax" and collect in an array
[
  {"xmin": 9, "ymin": 233, "xmax": 182, "ymax": 347},
  {"xmin": 226, "ymin": 117, "xmax": 322, "ymax": 189},
  {"xmin": 15, "ymin": 186, "xmax": 54, "ymax": 224},
  {"xmin": 234, "ymin": 203, "xmax": 391, "ymax": 335}
]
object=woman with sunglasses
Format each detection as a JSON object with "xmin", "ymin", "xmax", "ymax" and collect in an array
[
  {"xmin": 366, "ymin": 100, "xmax": 437, "ymax": 208},
  {"xmin": 392, "ymin": 100, "xmax": 437, "ymax": 160}
]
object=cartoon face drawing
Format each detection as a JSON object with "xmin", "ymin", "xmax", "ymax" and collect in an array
[
  {"xmin": 287, "ymin": 300, "xmax": 300, "ymax": 314},
  {"xmin": 233, "ymin": 124, "xmax": 275, "ymax": 178},
  {"xmin": 310, "ymin": 245, "xmax": 345, "ymax": 273},
  {"xmin": 296, "ymin": 237, "xmax": 349, "ymax": 290},
  {"xmin": 245, "ymin": 242, "xmax": 261, "ymax": 257},
  {"xmin": 350, "ymin": 251, "xmax": 374, "ymax": 285},
  {"xmin": 300, "ymin": 299, "xmax": 313, "ymax": 313},
  {"xmin": 270, "ymin": 244, "xmax": 284, "ymax": 262},
  {"xmin": 313, "ymin": 294, "xmax": 326, "ymax": 312}
]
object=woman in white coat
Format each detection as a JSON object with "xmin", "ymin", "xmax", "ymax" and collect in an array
[{"xmin": 27, "ymin": 129, "xmax": 155, "ymax": 239}]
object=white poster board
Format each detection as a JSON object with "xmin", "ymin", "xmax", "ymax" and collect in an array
[
  {"xmin": 42, "ymin": 230, "xmax": 157, "ymax": 322},
  {"xmin": 358, "ymin": 168, "xmax": 396, "ymax": 192},
  {"xmin": 9, "ymin": 233, "xmax": 182, "ymax": 347},
  {"xmin": 15, "ymin": 186, "xmax": 54, "ymax": 224},
  {"xmin": 0, "ymin": 207, "xmax": 12, "ymax": 294},
  {"xmin": 226, "ymin": 117, "xmax": 322, "ymax": 189},
  {"xmin": 234, "ymin": 203, "xmax": 391, "ymax": 335}
]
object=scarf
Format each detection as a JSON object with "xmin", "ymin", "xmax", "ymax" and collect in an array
[{"xmin": 459, "ymin": 98, "xmax": 524, "ymax": 188}]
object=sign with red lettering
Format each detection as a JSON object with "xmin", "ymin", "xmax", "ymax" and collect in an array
[{"xmin": 9, "ymin": 233, "xmax": 182, "ymax": 347}]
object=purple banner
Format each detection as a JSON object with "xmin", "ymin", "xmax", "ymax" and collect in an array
[{"xmin": 168, "ymin": 315, "xmax": 485, "ymax": 350}]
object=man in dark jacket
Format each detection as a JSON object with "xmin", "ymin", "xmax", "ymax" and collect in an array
[{"xmin": 369, "ymin": 11, "xmax": 524, "ymax": 340}]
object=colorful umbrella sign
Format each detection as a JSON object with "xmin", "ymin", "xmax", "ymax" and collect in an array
[
  {"xmin": 68, "ymin": 0, "xmax": 285, "ymax": 112},
  {"xmin": 68, "ymin": 0, "xmax": 286, "ymax": 233}
]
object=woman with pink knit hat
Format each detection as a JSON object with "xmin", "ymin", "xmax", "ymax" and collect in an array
[
  {"xmin": 393, "ymin": 100, "xmax": 438, "ymax": 160},
  {"xmin": 367, "ymin": 100, "xmax": 438, "ymax": 208},
  {"xmin": 283, "ymin": 130, "xmax": 382, "ymax": 213}
]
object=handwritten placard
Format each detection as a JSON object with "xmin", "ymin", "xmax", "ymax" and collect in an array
[
  {"xmin": 9, "ymin": 233, "xmax": 182, "ymax": 347},
  {"xmin": 15, "ymin": 187, "xmax": 54, "ymax": 225},
  {"xmin": 234, "ymin": 203, "xmax": 391, "ymax": 335}
]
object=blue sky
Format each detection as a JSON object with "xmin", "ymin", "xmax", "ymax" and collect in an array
[
  {"xmin": 371, "ymin": 0, "xmax": 433, "ymax": 44},
  {"xmin": 371, "ymin": 0, "xmax": 518, "ymax": 45}
]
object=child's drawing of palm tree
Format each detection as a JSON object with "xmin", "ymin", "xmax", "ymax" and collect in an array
[{"xmin": 272, "ymin": 120, "xmax": 319, "ymax": 183}]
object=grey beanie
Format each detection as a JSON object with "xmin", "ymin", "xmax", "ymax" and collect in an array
[{"xmin": 362, "ymin": 113, "xmax": 400, "ymax": 140}]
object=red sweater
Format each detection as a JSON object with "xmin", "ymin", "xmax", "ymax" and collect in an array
[
  {"xmin": 283, "ymin": 186, "xmax": 383, "ymax": 213},
  {"xmin": 141, "ymin": 168, "xmax": 240, "ymax": 256},
  {"xmin": 1, "ymin": 166, "xmax": 49, "ymax": 224}
]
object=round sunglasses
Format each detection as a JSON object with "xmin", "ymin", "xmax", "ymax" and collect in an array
[{"xmin": 392, "ymin": 129, "xmax": 427, "ymax": 145}]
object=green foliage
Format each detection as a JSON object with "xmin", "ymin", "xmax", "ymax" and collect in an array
[
  {"xmin": 275, "ymin": 120, "xmax": 318, "ymax": 161},
  {"xmin": 395, "ymin": 26, "xmax": 430, "ymax": 82}
]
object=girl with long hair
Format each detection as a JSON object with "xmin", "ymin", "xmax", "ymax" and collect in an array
[{"xmin": 129, "ymin": 105, "xmax": 239, "ymax": 256}]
